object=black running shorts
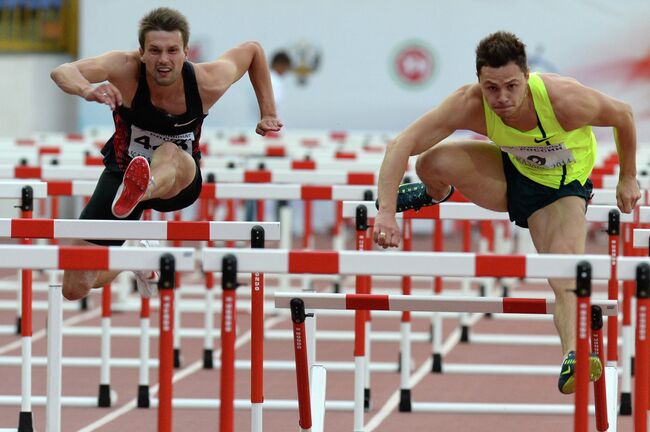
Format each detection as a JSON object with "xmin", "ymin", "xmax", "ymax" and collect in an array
[
  {"xmin": 501, "ymin": 152, "xmax": 593, "ymax": 228},
  {"xmin": 79, "ymin": 160, "xmax": 202, "ymax": 246}
]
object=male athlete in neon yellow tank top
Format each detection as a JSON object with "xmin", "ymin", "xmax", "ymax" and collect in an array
[{"xmin": 374, "ymin": 31, "xmax": 640, "ymax": 395}]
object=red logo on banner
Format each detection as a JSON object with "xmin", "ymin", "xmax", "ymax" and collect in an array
[{"xmin": 393, "ymin": 43, "xmax": 435, "ymax": 87}]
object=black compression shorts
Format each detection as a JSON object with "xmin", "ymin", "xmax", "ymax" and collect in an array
[
  {"xmin": 501, "ymin": 152, "xmax": 593, "ymax": 228},
  {"xmin": 79, "ymin": 159, "xmax": 202, "ymax": 246}
]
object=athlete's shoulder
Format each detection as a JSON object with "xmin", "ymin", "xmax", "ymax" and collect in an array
[
  {"xmin": 538, "ymin": 73, "xmax": 583, "ymax": 101},
  {"xmin": 453, "ymin": 83, "xmax": 484, "ymax": 113}
]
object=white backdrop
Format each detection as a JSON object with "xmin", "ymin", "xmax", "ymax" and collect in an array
[{"xmin": 77, "ymin": 0, "xmax": 650, "ymax": 140}]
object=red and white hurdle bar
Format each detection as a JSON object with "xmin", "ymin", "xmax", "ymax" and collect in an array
[
  {"xmin": 277, "ymin": 294, "xmax": 617, "ymax": 432},
  {"xmin": 202, "ymin": 249, "xmax": 616, "ymax": 279},
  {"xmin": 0, "ymin": 221, "xmax": 279, "ymax": 432},
  {"xmin": 0, "ymin": 246, "xmax": 193, "ymax": 432},
  {"xmin": 341, "ymin": 200, "xmax": 637, "ymax": 222},
  {"xmin": 274, "ymin": 292, "xmax": 618, "ymax": 316},
  {"xmin": 202, "ymin": 250, "xmax": 650, "ymax": 431},
  {"xmin": 342, "ymin": 202, "xmax": 625, "ymax": 362},
  {"xmin": 0, "ymin": 218, "xmax": 280, "ymax": 241},
  {"xmin": 268, "ymin": 261, "xmax": 621, "ymax": 432},
  {"xmin": 0, "ymin": 181, "xmax": 47, "ymax": 199}
]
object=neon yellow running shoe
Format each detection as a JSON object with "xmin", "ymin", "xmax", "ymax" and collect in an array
[{"xmin": 558, "ymin": 351, "xmax": 603, "ymax": 394}]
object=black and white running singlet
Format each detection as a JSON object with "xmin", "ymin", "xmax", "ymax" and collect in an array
[{"xmin": 101, "ymin": 61, "xmax": 206, "ymax": 172}]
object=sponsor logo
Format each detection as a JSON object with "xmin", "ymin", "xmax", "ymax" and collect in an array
[
  {"xmin": 390, "ymin": 40, "xmax": 436, "ymax": 89},
  {"xmin": 174, "ymin": 119, "xmax": 196, "ymax": 127}
]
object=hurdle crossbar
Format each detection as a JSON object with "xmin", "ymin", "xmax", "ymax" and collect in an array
[
  {"xmin": 202, "ymin": 249, "xmax": 613, "ymax": 279},
  {"xmin": 0, "ymin": 181, "xmax": 47, "ymax": 199},
  {"xmin": 0, "ymin": 245, "xmax": 195, "ymax": 270},
  {"xmin": 37, "ymin": 180, "xmax": 381, "ymax": 201},
  {"xmin": 0, "ymin": 219, "xmax": 280, "ymax": 241},
  {"xmin": 274, "ymin": 293, "xmax": 619, "ymax": 316},
  {"xmin": 632, "ymin": 228, "xmax": 650, "ymax": 248},
  {"xmin": 341, "ymin": 201, "xmax": 635, "ymax": 223}
]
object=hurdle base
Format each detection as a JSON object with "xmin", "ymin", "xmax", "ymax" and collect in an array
[
  {"xmin": 399, "ymin": 389, "xmax": 412, "ymax": 412},
  {"xmin": 174, "ymin": 349, "xmax": 182, "ymax": 369},
  {"xmin": 98, "ymin": 384, "xmax": 111, "ymax": 407},
  {"xmin": 203, "ymin": 349, "xmax": 214, "ymax": 369},
  {"xmin": 619, "ymin": 392, "xmax": 631, "ymax": 416},
  {"xmin": 364, "ymin": 388, "xmax": 371, "ymax": 412},
  {"xmin": 137, "ymin": 385, "xmax": 150, "ymax": 408},
  {"xmin": 17, "ymin": 411, "xmax": 33, "ymax": 432},
  {"xmin": 460, "ymin": 326, "xmax": 470, "ymax": 343},
  {"xmin": 432, "ymin": 353, "xmax": 442, "ymax": 373},
  {"xmin": 479, "ymin": 285, "xmax": 492, "ymax": 319}
]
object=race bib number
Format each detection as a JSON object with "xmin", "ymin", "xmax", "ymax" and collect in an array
[
  {"xmin": 501, "ymin": 143, "xmax": 575, "ymax": 169},
  {"xmin": 128, "ymin": 125, "xmax": 194, "ymax": 162}
]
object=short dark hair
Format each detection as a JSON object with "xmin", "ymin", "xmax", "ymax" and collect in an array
[
  {"xmin": 138, "ymin": 7, "xmax": 190, "ymax": 49},
  {"xmin": 271, "ymin": 51, "xmax": 292, "ymax": 68},
  {"xmin": 475, "ymin": 31, "xmax": 527, "ymax": 76}
]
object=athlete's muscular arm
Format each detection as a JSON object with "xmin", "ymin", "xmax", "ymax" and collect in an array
[
  {"xmin": 373, "ymin": 85, "xmax": 483, "ymax": 246},
  {"xmin": 545, "ymin": 75, "xmax": 640, "ymax": 213},
  {"xmin": 50, "ymin": 51, "xmax": 138, "ymax": 110},
  {"xmin": 197, "ymin": 41, "xmax": 282, "ymax": 136}
]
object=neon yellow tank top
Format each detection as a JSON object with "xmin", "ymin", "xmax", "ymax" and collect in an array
[{"xmin": 483, "ymin": 73, "xmax": 596, "ymax": 189}]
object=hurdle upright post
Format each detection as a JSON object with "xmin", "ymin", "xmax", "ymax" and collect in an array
[
  {"xmin": 203, "ymin": 174, "xmax": 216, "ymax": 370},
  {"xmin": 18, "ymin": 186, "xmax": 34, "ymax": 432},
  {"xmin": 620, "ymin": 220, "xmax": 637, "ymax": 416},
  {"xmin": 172, "ymin": 212, "xmax": 182, "ymax": 369},
  {"xmin": 220, "ymin": 254, "xmax": 238, "ymax": 432},
  {"xmin": 45, "ymin": 284, "xmax": 63, "ymax": 432},
  {"xmin": 361, "ymin": 190, "xmax": 373, "ymax": 412},
  {"xmin": 398, "ymin": 214, "xmax": 412, "ymax": 413},
  {"xmin": 290, "ymin": 298, "xmax": 313, "ymax": 432},
  {"xmin": 250, "ymin": 226, "xmax": 265, "ymax": 432},
  {"xmin": 98, "ymin": 284, "xmax": 112, "ymax": 408},
  {"xmin": 138, "ymin": 209, "xmax": 153, "ymax": 408},
  {"xmin": 591, "ymin": 306, "xmax": 609, "ymax": 431},
  {"xmin": 607, "ymin": 209, "xmax": 620, "ymax": 364},
  {"xmin": 635, "ymin": 262, "xmax": 649, "ymax": 432},
  {"xmin": 157, "ymin": 254, "xmax": 176, "ymax": 432},
  {"xmin": 575, "ymin": 261, "xmax": 592, "ymax": 432},
  {"xmin": 354, "ymin": 204, "xmax": 369, "ymax": 424}
]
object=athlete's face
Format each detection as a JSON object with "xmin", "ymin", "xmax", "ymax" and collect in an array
[
  {"xmin": 140, "ymin": 30, "xmax": 188, "ymax": 86},
  {"xmin": 478, "ymin": 62, "xmax": 529, "ymax": 119}
]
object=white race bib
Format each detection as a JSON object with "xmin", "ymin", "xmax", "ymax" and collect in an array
[
  {"xmin": 501, "ymin": 143, "xmax": 575, "ymax": 169},
  {"xmin": 128, "ymin": 125, "xmax": 194, "ymax": 162}
]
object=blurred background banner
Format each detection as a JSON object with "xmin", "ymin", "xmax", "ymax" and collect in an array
[{"xmin": 1, "ymin": 0, "xmax": 649, "ymax": 140}]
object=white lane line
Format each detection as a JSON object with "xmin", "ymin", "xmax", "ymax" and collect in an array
[
  {"xmin": 365, "ymin": 313, "xmax": 482, "ymax": 431},
  {"xmin": 79, "ymin": 315, "xmax": 287, "ymax": 432},
  {"xmin": 0, "ymin": 307, "xmax": 101, "ymax": 355}
]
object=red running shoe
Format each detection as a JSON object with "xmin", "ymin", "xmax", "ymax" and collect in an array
[{"xmin": 111, "ymin": 156, "xmax": 150, "ymax": 219}]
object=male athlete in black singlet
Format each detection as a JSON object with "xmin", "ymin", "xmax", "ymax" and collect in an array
[{"xmin": 51, "ymin": 7, "xmax": 282, "ymax": 300}]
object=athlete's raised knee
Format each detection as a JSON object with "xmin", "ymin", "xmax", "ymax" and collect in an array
[
  {"xmin": 415, "ymin": 147, "xmax": 454, "ymax": 182},
  {"xmin": 62, "ymin": 281, "xmax": 91, "ymax": 301},
  {"xmin": 62, "ymin": 270, "xmax": 94, "ymax": 301}
]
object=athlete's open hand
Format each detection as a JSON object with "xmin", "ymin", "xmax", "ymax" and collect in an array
[
  {"xmin": 82, "ymin": 83, "xmax": 122, "ymax": 111},
  {"xmin": 256, "ymin": 116, "xmax": 283, "ymax": 136},
  {"xmin": 616, "ymin": 175, "xmax": 641, "ymax": 213},
  {"xmin": 373, "ymin": 210, "xmax": 401, "ymax": 249}
]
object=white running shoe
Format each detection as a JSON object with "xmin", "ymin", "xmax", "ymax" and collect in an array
[{"xmin": 133, "ymin": 240, "xmax": 160, "ymax": 298}]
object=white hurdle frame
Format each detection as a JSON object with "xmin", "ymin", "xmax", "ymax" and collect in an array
[
  {"xmin": 203, "ymin": 250, "xmax": 642, "ymax": 431},
  {"xmin": 0, "ymin": 246, "xmax": 195, "ymax": 432}
]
